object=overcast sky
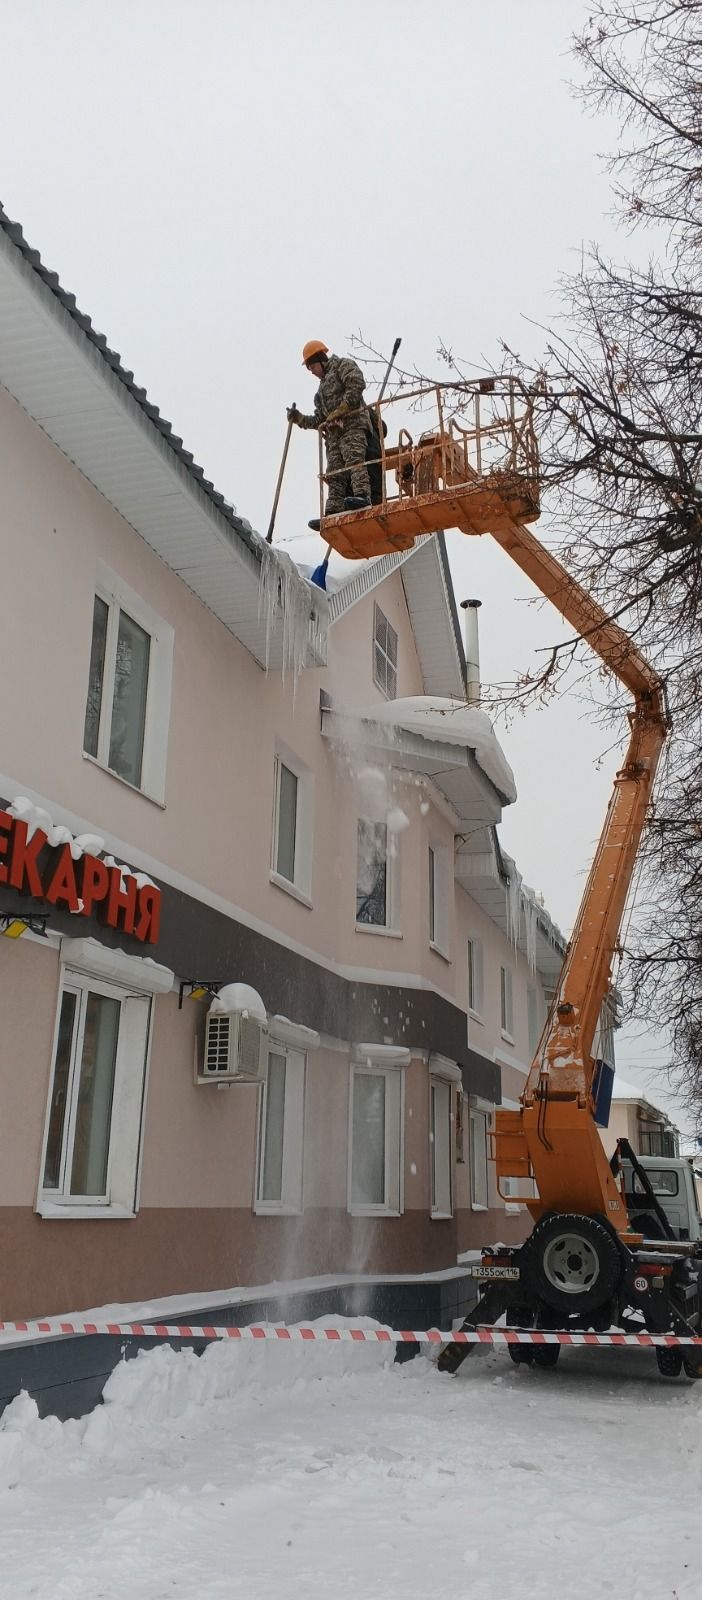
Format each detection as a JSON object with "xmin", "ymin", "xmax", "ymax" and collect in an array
[{"xmin": 0, "ymin": 1, "xmax": 689, "ymax": 1128}]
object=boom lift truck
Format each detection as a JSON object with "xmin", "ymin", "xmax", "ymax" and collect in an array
[{"xmin": 314, "ymin": 377, "xmax": 702, "ymax": 1380}]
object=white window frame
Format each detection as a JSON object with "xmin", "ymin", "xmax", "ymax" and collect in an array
[
  {"xmin": 83, "ymin": 561, "xmax": 174, "ymax": 804},
  {"xmin": 469, "ymin": 1103, "xmax": 491, "ymax": 1211},
  {"xmin": 430, "ymin": 1075, "xmax": 453, "ymax": 1218},
  {"xmin": 270, "ymin": 744, "xmax": 314, "ymax": 905},
  {"xmin": 38, "ymin": 967, "xmax": 154, "ymax": 1219},
  {"xmin": 467, "ymin": 936, "xmax": 484, "ymax": 1021},
  {"xmin": 500, "ymin": 964, "xmax": 514, "ymax": 1043},
  {"xmin": 373, "ymin": 603, "xmax": 398, "ymax": 699},
  {"xmin": 348, "ymin": 1062, "xmax": 404, "ymax": 1217},
  {"xmin": 428, "ymin": 839, "xmax": 450, "ymax": 959},
  {"xmin": 255, "ymin": 1045, "xmax": 306, "ymax": 1215}
]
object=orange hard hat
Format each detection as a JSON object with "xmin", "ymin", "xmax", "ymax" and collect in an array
[{"xmin": 302, "ymin": 339, "xmax": 329, "ymax": 366}]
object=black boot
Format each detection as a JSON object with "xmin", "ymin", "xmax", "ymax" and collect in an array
[
  {"xmin": 308, "ymin": 518, "xmax": 322, "ymax": 532},
  {"xmin": 344, "ymin": 495, "xmax": 371, "ymax": 511}
]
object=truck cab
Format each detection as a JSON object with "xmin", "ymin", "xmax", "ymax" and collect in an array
[{"xmin": 622, "ymin": 1156, "xmax": 702, "ymax": 1243}]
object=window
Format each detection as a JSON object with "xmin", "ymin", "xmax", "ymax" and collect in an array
[
  {"xmin": 271, "ymin": 748, "xmax": 313, "ymax": 900},
  {"xmin": 356, "ymin": 819, "xmax": 396, "ymax": 928},
  {"xmin": 430, "ymin": 1077, "xmax": 453, "ymax": 1216},
  {"xmin": 83, "ymin": 565, "xmax": 173, "ymax": 801},
  {"xmin": 527, "ymin": 985, "xmax": 540, "ymax": 1056},
  {"xmin": 428, "ymin": 842, "xmax": 449, "ymax": 955},
  {"xmin": 41, "ymin": 971, "xmax": 152, "ymax": 1213},
  {"xmin": 373, "ymin": 604, "xmax": 398, "ymax": 699},
  {"xmin": 631, "ymin": 1167, "xmax": 679, "ymax": 1197},
  {"xmin": 500, "ymin": 965, "xmax": 514, "ymax": 1039},
  {"xmin": 349, "ymin": 1066, "xmax": 403, "ymax": 1214},
  {"xmin": 639, "ymin": 1128, "xmax": 679, "ymax": 1159},
  {"xmin": 470, "ymin": 1108, "xmax": 489, "ymax": 1209},
  {"xmin": 467, "ymin": 938, "xmax": 484, "ymax": 1017},
  {"xmin": 256, "ymin": 1047, "xmax": 306, "ymax": 1213},
  {"xmin": 275, "ymin": 762, "xmax": 298, "ymax": 882}
]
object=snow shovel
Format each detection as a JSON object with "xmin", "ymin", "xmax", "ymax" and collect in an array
[
  {"xmin": 310, "ymin": 338, "xmax": 402, "ymax": 590},
  {"xmin": 266, "ymin": 405, "xmax": 296, "ymax": 543}
]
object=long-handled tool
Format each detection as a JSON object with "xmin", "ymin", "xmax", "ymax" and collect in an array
[
  {"xmin": 310, "ymin": 338, "xmax": 402, "ymax": 590},
  {"xmin": 266, "ymin": 404, "xmax": 296, "ymax": 543}
]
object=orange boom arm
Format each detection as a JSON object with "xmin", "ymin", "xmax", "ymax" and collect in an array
[
  {"xmin": 318, "ymin": 381, "xmax": 667, "ymax": 1236},
  {"xmin": 484, "ymin": 516, "xmax": 668, "ymax": 1236}
]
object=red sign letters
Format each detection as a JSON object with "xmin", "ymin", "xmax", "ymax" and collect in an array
[{"xmin": 0, "ymin": 812, "xmax": 161, "ymax": 945}]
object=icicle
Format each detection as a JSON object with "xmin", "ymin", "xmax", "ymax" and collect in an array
[
  {"xmin": 523, "ymin": 892, "xmax": 538, "ymax": 974},
  {"xmin": 504, "ymin": 856, "xmax": 522, "ymax": 948},
  {"xmin": 257, "ymin": 539, "xmax": 327, "ymax": 693}
]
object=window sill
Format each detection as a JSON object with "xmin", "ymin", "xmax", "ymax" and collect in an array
[
  {"xmin": 37, "ymin": 1202, "xmax": 136, "ymax": 1220},
  {"xmin": 430, "ymin": 1210, "xmax": 453, "ymax": 1221},
  {"xmin": 355, "ymin": 924, "xmax": 403, "ymax": 939},
  {"xmin": 253, "ymin": 1203, "xmax": 304, "ymax": 1216},
  {"xmin": 469, "ymin": 1009, "xmax": 484, "ymax": 1026},
  {"xmin": 348, "ymin": 1206, "xmax": 402, "ymax": 1218},
  {"xmin": 429, "ymin": 941, "xmax": 451, "ymax": 965},
  {"xmin": 82, "ymin": 752, "xmax": 166, "ymax": 810},
  {"xmin": 500, "ymin": 1031, "xmax": 515, "ymax": 1047},
  {"xmin": 269, "ymin": 871, "xmax": 313, "ymax": 909},
  {"xmin": 470, "ymin": 1202, "xmax": 489, "ymax": 1213}
]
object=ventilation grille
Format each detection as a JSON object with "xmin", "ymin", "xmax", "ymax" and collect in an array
[{"xmin": 204, "ymin": 1013, "xmax": 232, "ymax": 1075}]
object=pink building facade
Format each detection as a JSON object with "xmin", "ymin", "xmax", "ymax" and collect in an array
[{"xmin": 0, "ymin": 206, "xmax": 566, "ymax": 1319}]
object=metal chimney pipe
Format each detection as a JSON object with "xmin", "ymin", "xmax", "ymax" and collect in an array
[{"xmin": 460, "ymin": 598, "xmax": 482, "ymax": 704}]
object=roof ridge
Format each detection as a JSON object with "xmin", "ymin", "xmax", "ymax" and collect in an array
[{"xmin": 0, "ymin": 202, "xmax": 259, "ymax": 558}]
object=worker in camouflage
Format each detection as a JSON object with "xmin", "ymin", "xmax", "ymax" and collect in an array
[{"xmin": 288, "ymin": 342, "xmax": 371, "ymax": 519}]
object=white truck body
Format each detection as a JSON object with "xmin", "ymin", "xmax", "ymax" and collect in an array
[{"xmin": 622, "ymin": 1156, "xmax": 702, "ymax": 1243}]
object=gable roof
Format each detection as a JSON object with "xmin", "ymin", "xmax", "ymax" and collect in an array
[
  {"xmin": 328, "ymin": 532, "xmax": 466, "ymax": 699},
  {"xmin": 0, "ymin": 202, "xmax": 326, "ymax": 672}
]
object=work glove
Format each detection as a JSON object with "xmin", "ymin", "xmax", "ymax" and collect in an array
[
  {"xmin": 287, "ymin": 405, "xmax": 302, "ymax": 424},
  {"xmin": 324, "ymin": 402, "xmax": 350, "ymax": 425}
]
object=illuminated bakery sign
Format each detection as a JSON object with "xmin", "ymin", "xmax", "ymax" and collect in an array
[{"xmin": 0, "ymin": 812, "xmax": 161, "ymax": 945}]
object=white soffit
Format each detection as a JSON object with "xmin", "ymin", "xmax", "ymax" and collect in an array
[
  {"xmin": 0, "ymin": 223, "xmax": 324, "ymax": 672},
  {"xmin": 321, "ymin": 706, "xmax": 505, "ymax": 829}
]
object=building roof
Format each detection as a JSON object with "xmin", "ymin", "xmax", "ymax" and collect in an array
[
  {"xmin": 612, "ymin": 1075, "xmax": 677, "ymax": 1125},
  {"xmin": 0, "ymin": 204, "xmax": 253, "ymax": 548},
  {"xmin": 0, "ymin": 202, "xmax": 326, "ymax": 672}
]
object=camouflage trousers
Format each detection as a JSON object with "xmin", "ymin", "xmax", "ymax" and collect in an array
[{"xmin": 324, "ymin": 415, "xmax": 371, "ymax": 512}]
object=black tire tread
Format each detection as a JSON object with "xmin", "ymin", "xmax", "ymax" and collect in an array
[{"xmin": 522, "ymin": 1212, "xmax": 622, "ymax": 1317}]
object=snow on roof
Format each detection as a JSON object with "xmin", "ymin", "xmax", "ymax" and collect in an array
[
  {"xmin": 357, "ymin": 696, "xmax": 517, "ymax": 805},
  {"xmin": 611, "ymin": 1076, "xmax": 645, "ymax": 1101},
  {"xmin": 611, "ymin": 1075, "xmax": 672, "ymax": 1119}
]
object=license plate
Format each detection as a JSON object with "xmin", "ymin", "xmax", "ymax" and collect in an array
[{"xmin": 468, "ymin": 1264, "xmax": 520, "ymax": 1280}]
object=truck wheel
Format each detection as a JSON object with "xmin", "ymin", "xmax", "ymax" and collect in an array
[
  {"xmin": 524, "ymin": 1213, "xmax": 621, "ymax": 1317},
  {"xmin": 656, "ymin": 1347, "xmax": 683, "ymax": 1378},
  {"xmin": 683, "ymin": 1356, "xmax": 702, "ymax": 1380},
  {"xmin": 532, "ymin": 1344, "xmax": 560, "ymax": 1369},
  {"xmin": 508, "ymin": 1344, "xmax": 537, "ymax": 1369},
  {"xmin": 507, "ymin": 1343, "xmax": 535, "ymax": 1366}
]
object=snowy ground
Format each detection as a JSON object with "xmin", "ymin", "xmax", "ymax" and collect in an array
[{"xmin": 0, "ymin": 1321, "xmax": 699, "ymax": 1600}]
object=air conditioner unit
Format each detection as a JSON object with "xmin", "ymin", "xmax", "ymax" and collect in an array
[{"xmin": 197, "ymin": 983, "xmax": 268, "ymax": 1084}]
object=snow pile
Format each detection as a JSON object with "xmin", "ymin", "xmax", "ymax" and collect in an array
[
  {"xmin": 257, "ymin": 539, "xmax": 328, "ymax": 685},
  {"xmin": 357, "ymin": 697, "xmax": 517, "ymax": 804},
  {"xmin": 209, "ymin": 983, "xmax": 267, "ymax": 1022},
  {"xmin": 0, "ymin": 1333, "xmax": 700, "ymax": 1598},
  {"xmin": 0, "ymin": 1317, "xmax": 392, "ymax": 1492},
  {"xmin": 8, "ymin": 797, "xmax": 105, "ymax": 861}
]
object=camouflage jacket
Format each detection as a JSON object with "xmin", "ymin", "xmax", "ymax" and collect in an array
[{"xmin": 298, "ymin": 353, "xmax": 368, "ymax": 430}]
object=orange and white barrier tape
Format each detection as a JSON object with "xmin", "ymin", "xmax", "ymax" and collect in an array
[{"xmin": 1, "ymin": 1321, "xmax": 701, "ymax": 1348}]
